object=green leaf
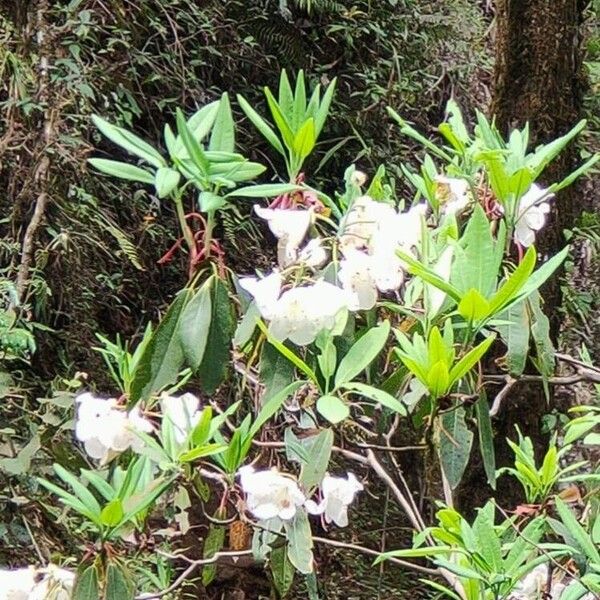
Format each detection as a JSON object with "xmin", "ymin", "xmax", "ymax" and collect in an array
[
  {"xmin": 293, "ymin": 118, "xmax": 316, "ymax": 160},
  {"xmin": 129, "ymin": 289, "xmax": 191, "ymax": 404},
  {"xmin": 196, "ymin": 277, "xmax": 233, "ymax": 394},
  {"xmin": 270, "ymin": 545, "xmax": 295, "ymax": 598},
  {"xmin": 316, "ymin": 395, "xmax": 350, "ymax": 424},
  {"xmin": 154, "ymin": 166, "xmax": 180, "ymax": 198},
  {"xmin": 292, "ymin": 70, "xmax": 307, "ymax": 130},
  {"xmin": 555, "ymin": 497, "xmax": 600, "ymax": 563},
  {"xmin": 488, "ymin": 247, "xmax": 537, "ymax": 315},
  {"xmin": 180, "ymin": 279, "xmax": 213, "ymax": 371},
  {"xmin": 178, "ymin": 443, "xmax": 227, "ymax": 463},
  {"xmin": 250, "ymin": 381, "xmax": 305, "ymax": 439},
  {"xmin": 176, "ymin": 108, "xmax": 209, "ymax": 175},
  {"xmin": 499, "ymin": 301, "xmax": 530, "ymax": 376},
  {"xmin": 80, "ymin": 470, "xmax": 115, "ymax": 502},
  {"xmin": 73, "ymin": 565, "xmax": 99, "ymax": 600},
  {"xmin": 264, "ymin": 87, "xmax": 295, "ymax": 149},
  {"xmin": 285, "ymin": 510, "xmax": 314, "ymax": 574},
  {"xmin": 528, "ymin": 291, "xmax": 555, "ymax": 377},
  {"xmin": 91, "ymin": 115, "xmax": 165, "ymax": 168},
  {"xmin": 256, "ymin": 319, "xmax": 318, "ymax": 383},
  {"xmin": 397, "ymin": 250, "xmax": 462, "ymax": 303},
  {"xmin": 259, "ymin": 341, "xmax": 296, "ymax": 404},
  {"xmin": 278, "ymin": 70, "xmax": 294, "ymax": 119},
  {"xmin": 105, "ymin": 562, "xmax": 134, "ymax": 600},
  {"xmin": 203, "ymin": 510, "xmax": 226, "ymax": 586},
  {"xmin": 475, "ymin": 393, "xmax": 496, "ymax": 489},
  {"xmin": 236, "ymin": 94, "xmax": 285, "ymax": 156},
  {"xmin": 209, "ymin": 92, "xmax": 235, "ymax": 153},
  {"xmin": 438, "ymin": 407, "xmax": 474, "ymax": 489},
  {"xmin": 342, "ymin": 382, "xmax": 406, "ymax": 415},
  {"xmin": 53, "ymin": 463, "xmax": 102, "ymax": 519},
  {"xmin": 427, "ymin": 360, "xmax": 450, "ymax": 398},
  {"xmin": 334, "ymin": 321, "xmax": 390, "ymax": 388},
  {"xmin": 100, "ymin": 499, "xmax": 124, "ymax": 527},
  {"xmin": 121, "ymin": 476, "xmax": 174, "ymax": 524},
  {"xmin": 448, "ymin": 334, "xmax": 496, "ymax": 386},
  {"xmin": 299, "ymin": 429, "xmax": 334, "ymax": 490},
  {"xmin": 314, "ymin": 77, "xmax": 336, "ymax": 137},
  {"xmin": 227, "ymin": 183, "xmax": 304, "ymax": 198},
  {"xmin": 88, "ymin": 159, "xmax": 155, "ymax": 184},
  {"xmin": 458, "ymin": 288, "xmax": 491, "ymax": 322}
]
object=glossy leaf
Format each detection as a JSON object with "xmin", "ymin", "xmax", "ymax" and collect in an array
[{"xmin": 180, "ymin": 279, "xmax": 213, "ymax": 371}]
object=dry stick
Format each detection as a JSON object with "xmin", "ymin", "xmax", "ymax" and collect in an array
[
  {"xmin": 15, "ymin": 2, "xmax": 53, "ymax": 304},
  {"xmin": 311, "ymin": 536, "xmax": 438, "ymax": 576},
  {"xmin": 134, "ymin": 550, "xmax": 254, "ymax": 600}
]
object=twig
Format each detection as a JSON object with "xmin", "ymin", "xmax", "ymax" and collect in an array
[
  {"xmin": 311, "ymin": 536, "xmax": 438, "ymax": 576},
  {"xmin": 489, "ymin": 376, "xmax": 517, "ymax": 417},
  {"xmin": 134, "ymin": 550, "xmax": 253, "ymax": 599}
]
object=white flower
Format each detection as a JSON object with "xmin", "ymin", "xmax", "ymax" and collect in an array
[
  {"xmin": 305, "ymin": 472, "xmax": 363, "ymax": 527},
  {"xmin": 239, "ymin": 272, "xmax": 282, "ymax": 321},
  {"xmin": 161, "ymin": 393, "xmax": 201, "ymax": 444},
  {"xmin": 75, "ymin": 393, "xmax": 120, "ymax": 461},
  {"xmin": 0, "ymin": 567, "xmax": 36, "ymax": 599},
  {"xmin": 254, "ymin": 205, "xmax": 313, "ymax": 266},
  {"xmin": 339, "ymin": 196, "xmax": 396, "ymax": 252},
  {"xmin": 75, "ymin": 393, "xmax": 154, "ymax": 461},
  {"xmin": 338, "ymin": 249, "xmax": 378, "ymax": 310},
  {"xmin": 435, "ymin": 175, "xmax": 471, "ymax": 216},
  {"xmin": 394, "ymin": 202, "xmax": 428, "ymax": 252},
  {"xmin": 298, "ymin": 237, "xmax": 328, "ymax": 268},
  {"xmin": 513, "ymin": 183, "xmax": 553, "ymax": 247},
  {"xmin": 269, "ymin": 281, "xmax": 349, "ymax": 345},
  {"xmin": 238, "ymin": 465, "xmax": 306, "ymax": 521}
]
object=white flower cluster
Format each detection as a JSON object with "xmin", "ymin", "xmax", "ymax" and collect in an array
[
  {"xmin": 0, "ymin": 564, "xmax": 74, "ymax": 600},
  {"xmin": 240, "ymin": 273, "xmax": 348, "ymax": 346},
  {"xmin": 75, "ymin": 392, "xmax": 202, "ymax": 462},
  {"xmin": 338, "ymin": 196, "xmax": 427, "ymax": 310},
  {"xmin": 244, "ymin": 195, "xmax": 430, "ymax": 344},
  {"xmin": 238, "ymin": 465, "xmax": 363, "ymax": 527},
  {"xmin": 75, "ymin": 393, "xmax": 153, "ymax": 463},
  {"xmin": 511, "ymin": 563, "xmax": 595, "ymax": 600},
  {"xmin": 434, "ymin": 175, "xmax": 471, "ymax": 216}
]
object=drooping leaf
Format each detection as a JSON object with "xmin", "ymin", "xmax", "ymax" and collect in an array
[
  {"xmin": 438, "ymin": 407, "xmax": 474, "ymax": 490},
  {"xmin": 196, "ymin": 277, "xmax": 234, "ymax": 394},
  {"xmin": 129, "ymin": 289, "xmax": 191, "ymax": 405},
  {"xmin": 334, "ymin": 321, "xmax": 390, "ymax": 388},
  {"xmin": 202, "ymin": 509, "xmax": 227, "ymax": 586},
  {"xmin": 285, "ymin": 510, "xmax": 314, "ymax": 574},
  {"xmin": 72, "ymin": 565, "xmax": 99, "ymax": 600},
  {"xmin": 475, "ymin": 393, "xmax": 496, "ymax": 489},
  {"xmin": 528, "ymin": 291, "xmax": 555, "ymax": 378},
  {"xmin": 499, "ymin": 300, "xmax": 530, "ymax": 376},
  {"xmin": 105, "ymin": 561, "xmax": 134, "ymax": 600},
  {"xmin": 270, "ymin": 545, "xmax": 296, "ymax": 598},
  {"xmin": 342, "ymin": 382, "xmax": 407, "ymax": 415},
  {"xmin": 227, "ymin": 183, "xmax": 304, "ymax": 198},
  {"xmin": 298, "ymin": 428, "xmax": 334, "ymax": 490},
  {"xmin": 259, "ymin": 341, "xmax": 296, "ymax": 405},
  {"xmin": 180, "ymin": 279, "xmax": 213, "ymax": 372}
]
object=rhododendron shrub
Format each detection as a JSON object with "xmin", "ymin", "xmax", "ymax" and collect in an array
[{"xmin": 24, "ymin": 72, "xmax": 599, "ymax": 600}]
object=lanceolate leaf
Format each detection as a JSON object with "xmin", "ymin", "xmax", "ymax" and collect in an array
[
  {"xmin": 196, "ymin": 277, "xmax": 234, "ymax": 394},
  {"xmin": 180, "ymin": 279, "xmax": 213, "ymax": 372},
  {"xmin": 270, "ymin": 545, "xmax": 295, "ymax": 598},
  {"xmin": 299, "ymin": 428, "xmax": 334, "ymax": 490},
  {"xmin": 528, "ymin": 291, "xmax": 555, "ymax": 377},
  {"xmin": 129, "ymin": 289, "xmax": 191, "ymax": 405},
  {"xmin": 334, "ymin": 321, "xmax": 390, "ymax": 388},
  {"xmin": 202, "ymin": 508, "xmax": 227, "ymax": 586},
  {"xmin": 438, "ymin": 407, "xmax": 474, "ymax": 490},
  {"xmin": 259, "ymin": 341, "xmax": 295, "ymax": 405},
  {"xmin": 475, "ymin": 393, "xmax": 496, "ymax": 489},
  {"xmin": 88, "ymin": 159, "xmax": 155, "ymax": 184},
  {"xmin": 209, "ymin": 92, "xmax": 235, "ymax": 153},
  {"xmin": 501, "ymin": 300, "xmax": 530, "ymax": 376},
  {"xmin": 285, "ymin": 510, "xmax": 314, "ymax": 574}
]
